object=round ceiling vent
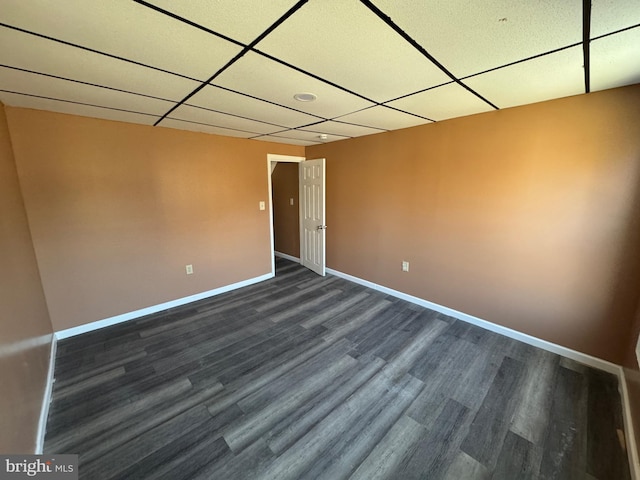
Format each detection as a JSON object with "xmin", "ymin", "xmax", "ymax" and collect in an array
[{"xmin": 293, "ymin": 92, "xmax": 317, "ymax": 102}]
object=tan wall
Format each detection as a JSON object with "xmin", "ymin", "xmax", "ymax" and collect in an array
[
  {"xmin": 272, "ymin": 162, "xmax": 300, "ymax": 258},
  {"xmin": 307, "ymin": 84, "xmax": 640, "ymax": 364},
  {"xmin": 6, "ymin": 107, "xmax": 303, "ymax": 331},
  {"xmin": 0, "ymin": 103, "xmax": 53, "ymax": 453}
]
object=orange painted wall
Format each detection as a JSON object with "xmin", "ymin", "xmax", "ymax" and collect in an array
[
  {"xmin": 272, "ymin": 162, "xmax": 300, "ymax": 258},
  {"xmin": 0, "ymin": 102, "xmax": 53, "ymax": 453},
  {"xmin": 6, "ymin": 108, "xmax": 303, "ymax": 331},
  {"xmin": 307, "ymin": 84, "xmax": 640, "ymax": 364}
]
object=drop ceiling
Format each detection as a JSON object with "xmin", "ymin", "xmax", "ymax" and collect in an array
[{"xmin": 1, "ymin": 0, "xmax": 639, "ymax": 146}]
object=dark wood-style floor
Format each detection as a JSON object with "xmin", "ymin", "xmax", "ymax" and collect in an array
[{"xmin": 45, "ymin": 258, "xmax": 631, "ymax": 479}]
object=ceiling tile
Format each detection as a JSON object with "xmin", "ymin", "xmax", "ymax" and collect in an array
[
  {"xmin": 591, "ymin": 0, "xmax": 640, "ymax": 37},
  {"xmin": 372, "ymin": 0, "xmax": 582, "ymax": 78},
  {"xmin": 166, "ymin": 104, "xmax": 282, "ymax": 135},
  {"xmin": 0, "ymin": 91, "xmax": 160, "ymax": 125},
  {"xmin": 464, "ymin": 46, "xmax": 584, "ymax": 109},
  {"xmin": 0, "ymin": 27, "xmax": 200, "ymax": 101},
  {"xmin": 388, "ymin": 84, "xmax": 494, "ymax": 121},
  {"xmin": 256, "ymin": 0, "xmax": 450, "ymax": 102},
  {"xmin": 142, "ymin": 0, "xmax": 301, "ymax": 44},
  {"xmin": 186, "ymin": 84, "xmax": 320, "ymax": 129},
  {"xmin": 335, "ymin": 106, "xmax": 430, "ymax": 130},
  {"xmin": 300, "ymin": 121, "xmax": 384, "ymax": 138},
  {"xmin": 213, "ymin": 52, "xmax": 373, "ymax": 119},
  {"xmin": 1, "ymin": 0, "xmax": 242, "ymax": 81},
  {"xmin": 159, "ymin": 118, "xmax": 257, "ymax": 139},
  {"xmin": 254, "ymin": 135, "xmax": 319, "ymax": 147},
  {"xmin": 0, "ymin": 67, "xmax": 174, "ymax": 116},
  {"xmin": 590, "ymin": 28, "xmax": 640, "ymax": 92}
]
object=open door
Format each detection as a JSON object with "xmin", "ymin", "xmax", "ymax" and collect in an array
[{"xmin": 299, "ymin": 158, "xmax": 326, "ymax": 276}]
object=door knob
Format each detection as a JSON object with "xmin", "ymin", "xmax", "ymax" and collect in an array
[{"xmin": 317, "ymin": 225, "xmax": 327, "ymax": 230}]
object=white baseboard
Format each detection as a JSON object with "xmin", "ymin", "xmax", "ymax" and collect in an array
[
  {"xmin": 620, "ymin": 368, "xmax": 640, "ymax": 480},
  {"xmin": 36, "ymin": 335, "xmax": 56, "ymax": 454},
  {"xmin": 55, "ymin": 273, "xmax": 273, "ymax": 340},
  {"xmin": 274, "ymin": 251, "xmax": 300, "ymax": 263},
  {"xmin": 326, "ymin": 267, "xmax": 619, "ymax": 375}
]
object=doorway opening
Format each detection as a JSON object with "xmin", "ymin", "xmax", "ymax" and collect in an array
[
  {"xmin": 267, "ymin": 154, "xmax": 326, "ymax": 277},
  {"xmin": 267, "ymin": 154, "xmax": 304, "ymax": 276}
]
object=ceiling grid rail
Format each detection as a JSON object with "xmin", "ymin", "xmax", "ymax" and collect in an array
[
  {"xmin": 359, "ymin": 0, "xmax": 500, "ymax": 111},
  {"xmin": 151, "ymin": 0, "xmax": 310, "ymax": 125},
  {"xmin": 583, "ymin": 0, "xmax": 592, "ymax": 93},
  {"xmin": 132, "ymin": 0, "xmax": 434, "ymax": 125}
]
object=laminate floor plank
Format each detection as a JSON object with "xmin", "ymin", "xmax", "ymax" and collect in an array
[
  {"xmin": 46, "ymin": 365, "xmax": 157, "ymax": 434},
  {"xmin": 52, "ymin": 350, "xmax": 148, "ymax": 388},
  {"xmin": 255, "ymin": 368, "xmax": 419, "ymax": 480},
  {"xmin": 193, "ymin": 438, "xmax": 275, "ymax": 480},
  {"xmin": 443, "ymin": 451, "xmax": 490, "ymax": 480},
  {"xmin": 450, "ymin": 335, "xmax": 506, "ymax": 411},
  {"xmin": 207, "ymin": 326, "xmax": 329, "ymax": 387},
  {"xmin": 111, "ymin": 414, "xmax": 230, "ymax": 480},
  {"xmin": 235, "ymin": 338, "xmax": 356, "ymax": 415},
  {"xmin": 52, "ymin": 366, "xmax": 126, "ymax": 399},
  {"xmin": 68, "ymin": 381, "xmax": 225, "ymax": 465},
  {"xmin": 225, "ymin": 353, "xmax": 358, "ymax": 452},
  {"xmin": 300, "ymin": 291, "xmax": 371, "ymax": 329},
  {"xmin": 265, "ymin": 356, "xmax": 386, "ymax": 455},
  {"xmin": 300, "ymin": 373, "xmax": 424, "ymax": 480},
  {"xmin": 586, "ymin": 369, "xmax": 631, "ymax": 480},
  {"xmin": 461, "ymin": 356, "xmax": 526, "ymax": 470},
  {"xmin": 510, "ymin": 349, "xmax": 560, "ymax": 445},
  {"xmin": 491, "ymin": 431, "xmax": 542, "ymax": 480},
  {"xmin": 350, "ymin": 414, "xmax": 427, "ymax": 480},
  {"xmin": 148, "ymin": 318, "xmax": 275, "ymax": 375},
  {"xmin": 444, "ymin": 319, "xmax": 489, "ymax": 344},
  {"xmin": 83, "ymin": 405, "xmax": 213, "ymax": 479},
  {"xmin": 539, "ymin": 366, "xmax": 588, "ymax": 480},
  {"xmin": 43, "ymin": 258, "xmax": 632, "ymax": 479},
  {"xmin": 45, "ymin": 377, "xmax": 197, "ymax": 453},
  {"xmin": 145, "ymin": 435, "xmax": 230, "ymax": 480},
  {"xmin": 393, "ymin": 398, "xmax": 471, "ymax": 480}
]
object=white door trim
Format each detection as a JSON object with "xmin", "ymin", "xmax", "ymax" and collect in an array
[{"xmin": 267, "ymin": 154, "xmax": 305, "ymax": 275}]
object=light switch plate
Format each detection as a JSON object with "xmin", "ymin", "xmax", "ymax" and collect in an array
[{"xmin": 259, "ymin": 201, "xmax": 266, "ymax": 210}]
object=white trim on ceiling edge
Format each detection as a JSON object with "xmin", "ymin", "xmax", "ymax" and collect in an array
[
  {"xmin": 36, "ymin": 335, "xmax": 56, "ymax": 454},
  {"xmin": 326, "ymin": 266, "xmax": 639, "ymax": 479},
  {"xmin": 55, "ymin": 272, "xmax": 273, "ymax": 340}
]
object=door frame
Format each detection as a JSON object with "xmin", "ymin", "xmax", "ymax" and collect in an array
[{"xmin": 267, "ymin": 153, "xmax": 305, "ymax": 276}]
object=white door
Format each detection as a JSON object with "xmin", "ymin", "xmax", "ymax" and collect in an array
[{"xmin": 299, "ymin": 158, "xmax": 326, "ymax": 276}]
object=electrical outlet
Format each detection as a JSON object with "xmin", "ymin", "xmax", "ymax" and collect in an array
[
  {"xmin": 259, "ymin": 201, "xmax": 266, "ymax": 210},
  {"xmin": 402, "ymin": 261, "xmax": 409, "ymax": 272},
  {"xmin": 186, "ymin": 264, "xmax": 193, "ymax": 275}
]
